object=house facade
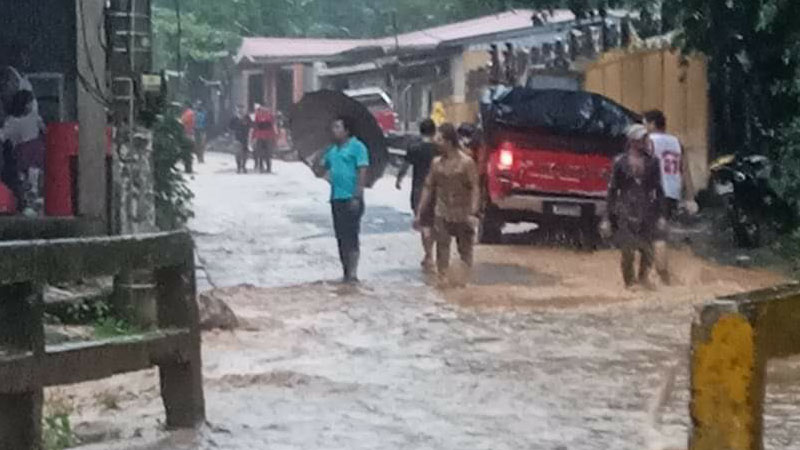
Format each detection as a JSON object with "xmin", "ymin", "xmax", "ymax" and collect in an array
[{"xmin": 232, "ymin": 9, "xmax": 629, "ymax": 130}]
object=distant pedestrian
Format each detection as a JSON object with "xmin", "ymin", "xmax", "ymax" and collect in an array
[
  {"xmin": 415, "ymin": 123, "xmax": 480, "ymax": 286},
  {"xmin": 228, "ymin": 105, "xmax": 252, "ymax": 174},
  {"xmin": 1, "ymin": 89, "xmax": 45, "ymax": 215},
  {"xmin": 396, "ymin": 119, "xmax": 438, "ymax": 271},
  {"xmin": 602, "ymin": 124, "xmax": 665, "ymax": 289},
  {"xmin": 315, "ymin": 117, "xmax": 370, "ymax": 283},
  {"xmin": 431, "ymin": 101, "xmax": 446, "ymax": 127},
  {"xmin": 252, "ymin": 105, "xmax": 277, "ymax": 173},
  {"xmin": 194, "ymin": 101, "xmax": 208, "ymax": 164},
  {"xmin": 644, "ymin": 110, "xmax": 695, "ymax": 285},
  {"xmin": 181, "ymin": 103, "xmax": 196, "ymax": 173}
]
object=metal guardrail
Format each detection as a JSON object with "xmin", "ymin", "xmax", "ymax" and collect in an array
[
  {"xmin": 690, "ymin": 284, "xmax": 800, "ymax": 450},
  {"xmin": 0, "ymin": 232, "xmax": 205, "ymax": 449}
]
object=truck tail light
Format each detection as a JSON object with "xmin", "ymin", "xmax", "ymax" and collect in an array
[{"xmin": 498, "ymin": 143, "xmax": 515, "ymax": 169}]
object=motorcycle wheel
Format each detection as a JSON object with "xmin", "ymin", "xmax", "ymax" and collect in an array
[{"xmin": 730, "ymin": 208, "xmax": 761, "ymax": 248}]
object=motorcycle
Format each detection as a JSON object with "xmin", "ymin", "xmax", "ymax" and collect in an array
[{"xmin": 709, "ymin": 154, "xmax": 797, "ymax": 248}]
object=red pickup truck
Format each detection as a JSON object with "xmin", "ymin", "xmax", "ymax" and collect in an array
[
  {"xmin": 478, "ymin": 88, "xmax": 639, "ymax": 245},
  {"xmin": 344, "ymin": 87, "xmax": 399, "ymax": 136}
]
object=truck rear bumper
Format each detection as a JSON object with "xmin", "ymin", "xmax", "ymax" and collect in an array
[{"xmin": 493, "ymin": 194, "xmax": 607, "ymax": 218}]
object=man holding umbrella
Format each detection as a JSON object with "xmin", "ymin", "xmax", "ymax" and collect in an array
[{"xmin": 315, "ymin": 117, "xmax": 370, "ymax": 284}]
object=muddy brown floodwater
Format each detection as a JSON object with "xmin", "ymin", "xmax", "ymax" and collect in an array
[
  {"xmin": 56, "ymin": 155, "xmax": 800, "ymax": 449},
  {"xmin": 63, "ymin": 243, "xmax": 800, "ymax": 450}
]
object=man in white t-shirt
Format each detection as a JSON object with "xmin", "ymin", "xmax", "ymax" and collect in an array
[
  {"xmin": 643, "ymin": 110, "xmax": 696, "ymax": 285},
  {"xmin": 643, "ymin": 110, "xmax": 695, "ymax": 219}
]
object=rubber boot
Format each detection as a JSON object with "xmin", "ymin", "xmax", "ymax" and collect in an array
[{"xmin": 344, "ymin": 250, "xmax": 360, "ymax": 284}]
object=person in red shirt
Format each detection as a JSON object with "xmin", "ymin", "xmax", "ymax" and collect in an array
[
  {"xmin": 251, "ymin": 105, "xmax": 277, "ymax": 173},
  {"xmin": 180, "ymin": 104, "xmax": 196, "ymax": 173}
]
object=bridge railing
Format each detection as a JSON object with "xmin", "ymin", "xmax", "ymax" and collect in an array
[
  {"xmin": 0, "ymin": 231, "xmax": 205, "ymax": 449},
  {"xmin": 690, "ymin": 284, "xmax": 800, "ymax": 450}
]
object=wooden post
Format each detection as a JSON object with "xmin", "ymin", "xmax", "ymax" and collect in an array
[
  {"xmin": 0, "ymin": 283, "xmax": 44, "ymax": 450},
  {"xmin": 155, "ymin": 257, "xmax": 205, "ymax": 428}
]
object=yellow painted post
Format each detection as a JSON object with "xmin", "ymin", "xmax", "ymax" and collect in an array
[{"xmin": 690, "ymin": 302, "xmax": 765, "ymax": 450}]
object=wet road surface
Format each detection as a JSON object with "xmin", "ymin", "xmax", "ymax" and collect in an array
[{"xmin": 64, "ymin": 153, "xmax": 800, "ymax": 450}]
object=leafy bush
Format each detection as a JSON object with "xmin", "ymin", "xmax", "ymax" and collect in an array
[
  {"xmin": 153, "ymin": 107, "xmax": 194, "ymax": 230},
  {"xmin": 43, "ymin": 414, "xmax": 77, "ymax": 450},
  {"xmin": 93, "ymin": 316, "xmax": 141, "ymax": 339},
  {"xmin": 772, "ymin": 117, "xmax": 800, "ymax": 204}
]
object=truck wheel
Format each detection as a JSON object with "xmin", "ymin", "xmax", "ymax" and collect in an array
[
  {"xmin": 478, "ymin": 211, "xmax": 503, "ymax": 244},
  {"xmin": 578, "ymin": 217, "xmax": 600, "ymax": 251}
]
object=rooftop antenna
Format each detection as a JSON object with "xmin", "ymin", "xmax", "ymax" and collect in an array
[{"xmin": 391, "ymin": 10, "xmax": 400, "ymax": 55}]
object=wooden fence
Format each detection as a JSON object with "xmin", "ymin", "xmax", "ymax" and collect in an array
[
  {"xmin": 0, "ymin": 231, "xmax": 205, "ymax": 449},
  {"xmin": 584, "ymin": 47, "xmax": 710, "ymax": 189}
]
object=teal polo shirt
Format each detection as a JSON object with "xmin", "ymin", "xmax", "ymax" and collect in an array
[{"xmin": 323, "ymin": 137, "xmax": 370, "ymax": 201}]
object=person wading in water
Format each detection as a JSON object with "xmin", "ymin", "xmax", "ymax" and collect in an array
[
  {"xmin": 228, "ymin": 105, "xmax": 252, "ymax": 174},
  {"xmin": 643, "ymin": 109, "xmax": 696, "ymax": 285},
  {"xmin": 415, "ymin": 123, "xmax": 480, "ymax": 286},
  {"xmin": 315, "ymin": 117, "xmax": 370, "ymax": 284},
  {"xmin": 601, "ymin": 124, "xmax": 665, "ymax": 290},
  {"xmin": 396, "ymin": 119, "xmax": 438, "ymax": 271}
]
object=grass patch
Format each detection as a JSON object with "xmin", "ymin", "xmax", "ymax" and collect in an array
[
  {"xmin": 43, "ymin": 392, "xmax": 78, "ymax": 450},
  {"xmin": 92, "ymin": 317, "xmax": 142, "ymax": 339}
]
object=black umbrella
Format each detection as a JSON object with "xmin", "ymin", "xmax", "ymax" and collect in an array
[{"xmin": 289, "ymin": 90, "xmax": 388, "ymax": 187}]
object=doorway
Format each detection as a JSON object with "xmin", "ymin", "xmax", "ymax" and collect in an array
[
  {"xmin": 276, "ymin": 68, "xmax": 294, "ymax": 115},
  {"xmin": 247, "ymin": 73, "xmax": 264, "ymax": 111}
]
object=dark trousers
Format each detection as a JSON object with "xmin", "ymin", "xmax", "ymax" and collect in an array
[
  {"xmin": 434, "ymin": 218, "xmax": 475, "ymax": 274},
  {"xmin": 235, "ymin": 141, "xmax": 249, "ymax": 173},
  {"xmin": 332, "ymin": 198, "xmax": 365, "ymax": 280},
  {"xmin": 254, "ymin": 139, "xmax": 274, "ymax": 173},
  {"xmin": 620, "ymin": 238, "xmax": 654, "ymax": 287}
]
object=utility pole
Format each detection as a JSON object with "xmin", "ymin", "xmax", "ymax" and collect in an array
[
  {"xmin": 390, "ymin": 10, "xmax": 401, "ymax": 131},
  {"xmin": 174, "ymin": 0, "xmax": 183, "ymax": 96}
]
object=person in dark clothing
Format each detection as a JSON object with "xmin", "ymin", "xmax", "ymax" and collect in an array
[
  {"xmin": 457, "ymin": 122, "xmax": 480, "ymax": 160},
  {"xmin": 228, "ymin": 105, "xmax": 252, "ymax": 174},
  {"xmin": 602, "ymin": 124, "xmax": 665, "ymax": 289},
  {"xmin": 396, "ymin": 119, "xmax": 438, "ymax": 270},
  {"xmin": 314, "ymin": 117, "xmax": 370, "ymax": 284},
  {"xmin": 1, "ymin": 139, "xmax": 21, "ymax": 212}
]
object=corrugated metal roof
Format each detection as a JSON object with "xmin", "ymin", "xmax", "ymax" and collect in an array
[
  {"xmin": 377, "ymin": 9, "xmax": 574, "ymax": 48},
  {"xmin": 235, "ymin": 38, "xmax": 374, "ymax": 64},
  {"xmin": 236, "ymin": 9, "xmax": 589, "ymax": 64}
]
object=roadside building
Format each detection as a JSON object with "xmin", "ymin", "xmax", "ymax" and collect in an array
[
  {"xmin": 232, "ymin": 9, "xmax": 710, "ymax": 189},
  {"xmin": 232, "ymin": 9, "xmax": 629, "ymax": 127},
  {"xmin": 0, "ymin": 0, "xmax": 158, "ymax": 236}
]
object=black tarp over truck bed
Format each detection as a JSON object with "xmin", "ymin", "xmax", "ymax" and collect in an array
[{"xmin": 481, "ymin": 87, "xmax": 640, "ymax": 142}]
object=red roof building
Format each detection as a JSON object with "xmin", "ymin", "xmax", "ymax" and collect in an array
[{"xmin": 232, "ymin": 9, "xmax": 629, "ymax": 128}]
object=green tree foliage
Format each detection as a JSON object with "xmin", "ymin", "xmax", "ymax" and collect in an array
[
  {"xmin": 152, "ymin": 0, "xmax": 526, "ymax": 71},
  {"xmin": 673, "ymin": 0, "xmax": 800, "ymax": 158},
  {"xmin": 152, "ymin": 107, "xmax": 195, "ymax": 230},
  {"xmin": 152, "ymin": 4, "xmax": 240, "ymax": 71}
]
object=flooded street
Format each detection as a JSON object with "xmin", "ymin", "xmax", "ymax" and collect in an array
[{"xmin": 65, "ymin": 153, "xmax": 800, "ymax": 450}]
